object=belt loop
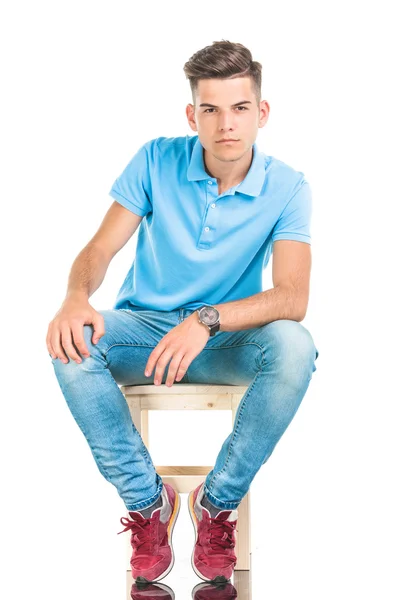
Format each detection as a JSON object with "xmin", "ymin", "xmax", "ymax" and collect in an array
[{"xmin": 179, "ymin": 308, "xmax": 183, "ymax": 323}]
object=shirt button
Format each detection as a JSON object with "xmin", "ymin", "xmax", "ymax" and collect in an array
[
  {"xmin": 208, "ymin": 180, "xmax": 213, "ymax": 185},
  {"xmin": 211, "ymin": 203, "xmax": 216, "ymax": 208},
  {"xmin": 204, "ymin": 226, "xmax": 210, "ymax": 232}
]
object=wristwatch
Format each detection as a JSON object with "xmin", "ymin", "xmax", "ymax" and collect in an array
[{"xmin": 197, "ymin": 305, "xmax": 220, "ymax": 336}]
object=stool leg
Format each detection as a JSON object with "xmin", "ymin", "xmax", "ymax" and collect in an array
[{"xmin": 235, "ymin": 492, "xmax": 251, "ymax": 570}]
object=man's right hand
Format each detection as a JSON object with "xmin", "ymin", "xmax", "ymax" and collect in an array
[{"xmin": 46, "ymin": 295, "xmax": 105, "ymax": 364}]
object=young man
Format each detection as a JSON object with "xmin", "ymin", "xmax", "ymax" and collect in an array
[{"xmin": 47, "ymin": 40, "xmax": 319, "ymax": 584}]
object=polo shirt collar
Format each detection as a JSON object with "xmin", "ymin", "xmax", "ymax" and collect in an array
[{"xmin": 187, "ymin": 135, "xmax": 265, "ymax": 198}]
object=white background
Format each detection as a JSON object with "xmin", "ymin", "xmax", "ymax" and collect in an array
[{"xmin": 1, "ymin": 1, "xmax": 399, "ymax": 598}]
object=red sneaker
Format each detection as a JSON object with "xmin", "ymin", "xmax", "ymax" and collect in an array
[
  {"xmin": 118, "ymin": 483, "xmax": 180, "ymax": 583},
  {"xmin": 188, "ymin": 482, "xmax": 238, "ymax": 583}
]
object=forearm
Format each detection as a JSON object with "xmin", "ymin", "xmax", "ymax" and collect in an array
[
  {"xmin": 65, "ymin": 243, "xmax": 110, "ymax": 300},
  {"xmin": 213, "ymin": 286, "xmax": 304, "ymax": 332}
]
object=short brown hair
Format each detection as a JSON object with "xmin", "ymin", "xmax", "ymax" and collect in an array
[{"xmin": 183, "ymin": 40, "xmax": 262, "ymax": 107}]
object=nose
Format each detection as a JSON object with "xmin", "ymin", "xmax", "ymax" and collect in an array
[{"xmin": 218, "ymin": 111, "xmax": 236, "ymax": 131}]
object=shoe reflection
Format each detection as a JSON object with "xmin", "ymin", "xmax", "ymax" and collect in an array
[
  {"xmin": 130, "ymin": 579, "xmax": 239, "ymax": 599},
  {"xmin": 192, "ymin": 580, "xmax": 238, "ymax": 598},
  {"xmin": 130, "ymin": 580, "xmax": 175, "ymax": 599}
]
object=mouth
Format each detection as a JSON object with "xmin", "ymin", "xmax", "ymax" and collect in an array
[{"xmin": 217, "ymin": 139, "xmax": 239, "ymax": 144}]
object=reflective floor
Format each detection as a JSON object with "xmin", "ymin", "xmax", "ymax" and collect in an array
[{"xmin": 126, "ymin": 569, "xmax": 251, "ymax": 599}]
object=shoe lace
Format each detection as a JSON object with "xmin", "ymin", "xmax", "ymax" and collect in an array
[
  {"xmin": 117, "ymin": 514, "xmax": 157, "ymax": 554},
  {"xmin": 207, "ymin": 516, "xmax": 237, "ymax": 555}
]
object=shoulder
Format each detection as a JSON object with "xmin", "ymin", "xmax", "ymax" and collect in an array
[
  {"xmin": 144, "ymin": 135, "xmax": 195, "ymax": 160},
  {"xmin": 263, "ymin": 153, "xmax": 309, "ymax": 197}
]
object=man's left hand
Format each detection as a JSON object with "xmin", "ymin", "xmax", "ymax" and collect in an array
[{"xmin": 144, "ymin": 312, "xmax": 210, "ymax": 387}]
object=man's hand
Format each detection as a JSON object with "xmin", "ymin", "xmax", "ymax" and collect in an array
[
  {"xmin": 144, "ymin": 312, "xmax": 209, "ymax": 387},
  {"xmin": 46, "ymin": 294, "xmax": 105, "ymax": 364}
]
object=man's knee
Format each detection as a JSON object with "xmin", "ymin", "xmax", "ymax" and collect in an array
[
  {"xmin": 49, "ymin": 310, "xmax": 111, "ymax": 376},
  {"xmin": 259, "ymin": 319, "xmax": 318, "ymax": 367}
]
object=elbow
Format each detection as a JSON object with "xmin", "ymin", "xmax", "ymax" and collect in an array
[
  {"xmin": 293, "ymin": 300, "xmax": 308, "ymax": 322},
  {"xmin": 295, "ymin": 311, "xmax": 306, "ymax": 322}
]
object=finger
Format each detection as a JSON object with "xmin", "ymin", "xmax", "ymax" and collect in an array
[
  {"xmin": 60, "ymin": 325, "xmax": 82, "ymax": 363},
  {"xmin": 47, "ymin": 341, "xmax": 56, "ymax": 359},
  {"xmin": 51, "ymin": 327, "xmax": 69, "ymax": 363},
  {"xmin": 174, "ymin": 359, "xmax": 189, "ymax": 382},
  {"xmin": 165, "ymin": 352, "xmax": 186, "ymax": 387},
  {"xmin": 154, "ymin": 348, "xmax": 174, "ymax": 385},
  {"xmin": 46, "ymin": 326, "xmax": 57, "ymax": 359},
  {"xmin": 92, "ymin": 313, "xmax": 105, "ymax": 344},
  {"xmin": 71, "ymin": 323, "xmax": 90, "ymax": 358},
  {"xmin": 175, "ymin": 351, "xmax": 197, "ymax": 382},
  {"xmin": 145, "ymin": 342, "xmax": 166, "ymax": 378}
]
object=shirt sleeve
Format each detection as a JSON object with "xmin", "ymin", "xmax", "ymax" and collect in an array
[
  {"xmin": 271, "ymin": 179, "xmax": 312, "ymax": 244},
  {"xmin": 108, "ymin": 141, "xmax": 153, "ymax": 217}
]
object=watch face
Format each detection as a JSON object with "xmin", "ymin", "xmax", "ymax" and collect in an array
[{"xmin": 199, "ymin": 306, "xmax": 219, "ymax": 325}]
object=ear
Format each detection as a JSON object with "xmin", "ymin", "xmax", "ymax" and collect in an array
[
  {"xmin": 258, "ymin": 100, "xmax": 270, "ymax": 128},
  {"xmin": 186, "ymin": 104, "xmax": 198, "ymax": 132}
]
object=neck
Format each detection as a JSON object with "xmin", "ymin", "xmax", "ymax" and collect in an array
[{"xmin": 203, "ymin": 146, "xmax": 254, "ymax": 189}]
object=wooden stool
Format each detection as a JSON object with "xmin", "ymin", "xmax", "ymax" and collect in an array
[{"xmin": 121, "ymin": 383, "xmax": 251, "ymax": 572}]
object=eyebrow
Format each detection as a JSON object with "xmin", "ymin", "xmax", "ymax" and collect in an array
[{"xmin": 199, "ymin": 100, "xmax": 252, "ymax": 108}]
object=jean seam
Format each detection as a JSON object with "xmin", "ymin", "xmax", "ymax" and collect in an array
[
  {"xmin": 103, "ymin": 343, "xmax": 158, "ymax": 358},
  {"xmin": 103, "ymin": 342, "xmax": 193, "ymax": 381},
  {"xmin": 188, "ymin": 342, "xmax": 267, "ymax": 373},
  {"xmin": 193, "ymin": 341, "xmax": 266, "ymax": 371},
  {"xmin": 138, "ymin": 430, "xmax": 155, "ymax": 467},
  {"xmin": 207, "ymin": 364, "xmax": 264, "ymax": 494}
]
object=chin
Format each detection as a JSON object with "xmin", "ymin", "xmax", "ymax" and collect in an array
[{"xmin": 217, "ymin": 146, "xmax": 244, "ymax": 159}]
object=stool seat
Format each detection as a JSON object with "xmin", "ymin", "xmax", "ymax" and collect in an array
[{"xmin": 121, "ymin": 383, "xmax": 251, "ymax": 571}]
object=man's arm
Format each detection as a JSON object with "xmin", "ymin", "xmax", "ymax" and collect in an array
[
  {"xmin": 47, "ymin": 201, "xmax": 143, "ymax": 363},
  {"xmin": 66, "ymin": 201, "xmax": 143, "ymax": 299},
  {"xmin": 211, "ymin": 240, "xmax": 311, "ymax": 332},
  {"xmin": 145, "ymin": 239, "xmax": 312, "ymax": 386}
]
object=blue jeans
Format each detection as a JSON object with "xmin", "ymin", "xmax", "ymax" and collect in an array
[{"xmin": 50, "ymin": 307, "xmax": 319, "ymax": 511}]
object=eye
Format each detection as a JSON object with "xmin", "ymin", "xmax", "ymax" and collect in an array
[{"xmin": 203, "ymin": 106, "xmax": 248, "ymax": 113}]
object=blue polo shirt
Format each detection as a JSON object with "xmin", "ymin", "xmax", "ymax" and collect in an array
[{"xmin": 108, "ymin": 134, "xmax": 312, "ymax": 312}]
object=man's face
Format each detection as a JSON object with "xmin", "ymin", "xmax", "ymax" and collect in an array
[{"xmin": 186, "ymin": 76, "xmax": 269, "ymax": 162}]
